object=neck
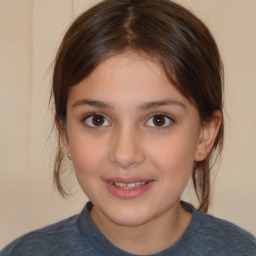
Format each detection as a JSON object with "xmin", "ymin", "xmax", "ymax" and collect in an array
[{"xmin": 90, "ymin": 202, "xmax": 192, "ymax": 255}]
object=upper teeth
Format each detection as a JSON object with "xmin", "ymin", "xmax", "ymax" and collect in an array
[{"xmin": 110, "ymin": 181, "xmax": 147, "ymax": 189}]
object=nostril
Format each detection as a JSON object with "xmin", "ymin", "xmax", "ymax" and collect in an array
[
  {"xmin": 109, "ymin": 144, "xmax": 145, "ymax": 169},
  {"xmin": 109, "ymin": 128, "xmax": 145, "ymax": 168},
  {"xmin": 110, "ymin": 156, "xmax": 142, "ymax": 169}
]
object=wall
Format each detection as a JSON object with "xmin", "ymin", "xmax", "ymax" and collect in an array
[{"xmin": 0, "ymin": 0, "xmax": 255, "ymax": 248}]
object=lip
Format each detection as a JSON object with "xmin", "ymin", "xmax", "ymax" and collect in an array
[{"xmin": 104, "ymin": 178, "xmax": 154, "ymax": 199}]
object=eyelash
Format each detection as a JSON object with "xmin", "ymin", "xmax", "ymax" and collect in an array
[
  {"xmin": 145, "ymin": 112, "xmax": 174, "ymax": 129},
  {"xmin": 82, "ymin": 112, "xmax": 174, "ymax": 129},
  {"xmin": 82, "ymin": 112, "xmax": 110, "ymax": 128}
]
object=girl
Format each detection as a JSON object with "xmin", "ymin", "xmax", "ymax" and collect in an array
[{"xmin": 1, "ymin": 0, "xmax": 255, "ymax": 255}]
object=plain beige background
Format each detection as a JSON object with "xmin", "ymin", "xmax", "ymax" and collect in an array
[{"xmin": 0, "ymin": 0, "xmax": 256, "ymax": 248}]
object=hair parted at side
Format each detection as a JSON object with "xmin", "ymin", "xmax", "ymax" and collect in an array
[{"xmin": 52, "ymin": 0, "xmax": 224, "ymax": 213}]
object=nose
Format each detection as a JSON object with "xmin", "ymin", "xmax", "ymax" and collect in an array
[{"xmin": 109, "ymin": 126, "xmax": 145, "ymax": 169}]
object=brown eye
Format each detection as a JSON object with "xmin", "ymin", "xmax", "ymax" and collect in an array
[
  {"xmin": 146, "ymin": 114, "xmax": 173, "ymax": 127},
  {"xmin": 92, "ymin": 114, "xmax": 105, "ymax": 126},
  {"xmin": 153, "ymin": 115, "xmax": 166, "ymax": 126},
  {"xmin": 85, "ymin": 113, "xmax": 110, "ymax": 127}
]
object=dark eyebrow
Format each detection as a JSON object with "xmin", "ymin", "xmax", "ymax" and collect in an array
[
  {"xmin": 72, "ymin": 98, "xmax": 186, "ymax": 110},
  {"xmin": 72, "ymin": 99, "xmax": 113, "ymax": 109},
  {"xmin": 139, "ymin": 100, "xmax": 186, "ymax": 110}
]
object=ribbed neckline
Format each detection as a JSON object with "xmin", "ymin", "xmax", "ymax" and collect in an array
[{"xmin": 77, "ymin": 201, "xmax": 201, "ymax": 256}]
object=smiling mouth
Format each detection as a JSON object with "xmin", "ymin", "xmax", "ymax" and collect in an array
[
  {"xmin": 109, "ymin": 181, "xmax": 149, "ymax": 189},
  {"xmin": 105, "ymin": 179, "xmax": 154, "ymax": 199}
]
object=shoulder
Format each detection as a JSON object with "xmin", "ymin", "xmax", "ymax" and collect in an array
[
  {"xmin": 0, "ymin": 215, "xmax": 79, "ymax": 256},
  {"xmin": 193, "ymin": 209, "xmax": 256, "ymax": 255}
]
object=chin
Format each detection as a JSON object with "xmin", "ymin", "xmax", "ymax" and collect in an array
[{"xmin": 106, "ymin": 206, "xmax": 152, "ymax": 227}]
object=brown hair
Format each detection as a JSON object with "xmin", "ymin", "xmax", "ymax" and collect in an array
[{"xmin": 52, "ymin": 0, "xmax": 224, "ymax": 213}]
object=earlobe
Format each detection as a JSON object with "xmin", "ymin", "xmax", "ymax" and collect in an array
[
  {"xmin": 55, "ymin": 117, "xmax": 71, "ymax": 158},
  {"xmin": 194, "ymin": 110, "xmax": 222, "ymax": 161}
]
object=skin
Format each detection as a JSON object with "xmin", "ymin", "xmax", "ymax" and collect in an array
[{"xmin": 61, "ymin": 52, "xmax": 221, "ymax": 255}]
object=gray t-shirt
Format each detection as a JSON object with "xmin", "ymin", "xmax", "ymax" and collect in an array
[{"xmin": 1, "ymin": 202, "xmax": 256, "ymax": 256}]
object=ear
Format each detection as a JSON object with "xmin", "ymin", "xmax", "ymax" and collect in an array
[
  {"xmin": 55, "ymin": 117, "xmax": 71, "ymax": 158},
  {"xmin": 194, "ymin": 110, "xmax": 222, "ymax": 162}
]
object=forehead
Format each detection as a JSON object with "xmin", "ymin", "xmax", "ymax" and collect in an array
[{"xmin": 68, "ymin": 52, "xmax": 188, "ymax": 105}]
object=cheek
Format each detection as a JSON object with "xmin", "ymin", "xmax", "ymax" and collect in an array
[
  {"xmin": 70, "ymin": 138, "xmax": 107, "ymax": 198},
  {"xmin": 70, "ymin": 135, "xmax": 107, "ymax": 177},
  {"xmin": 153, "ymin": 137, "xmax": 196, "ymax": 165},
  {"xmin": 148, "ymin": 131, "xmax": 198, "ymax": 180},
  {"xmin": 150, "ymin": 138, "xmax": 196, "ymax": 201}
]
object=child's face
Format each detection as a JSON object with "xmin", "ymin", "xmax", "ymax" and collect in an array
[{"xmin": 63, "ymin": 52, "xmax": 210, "ymax": 226}]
